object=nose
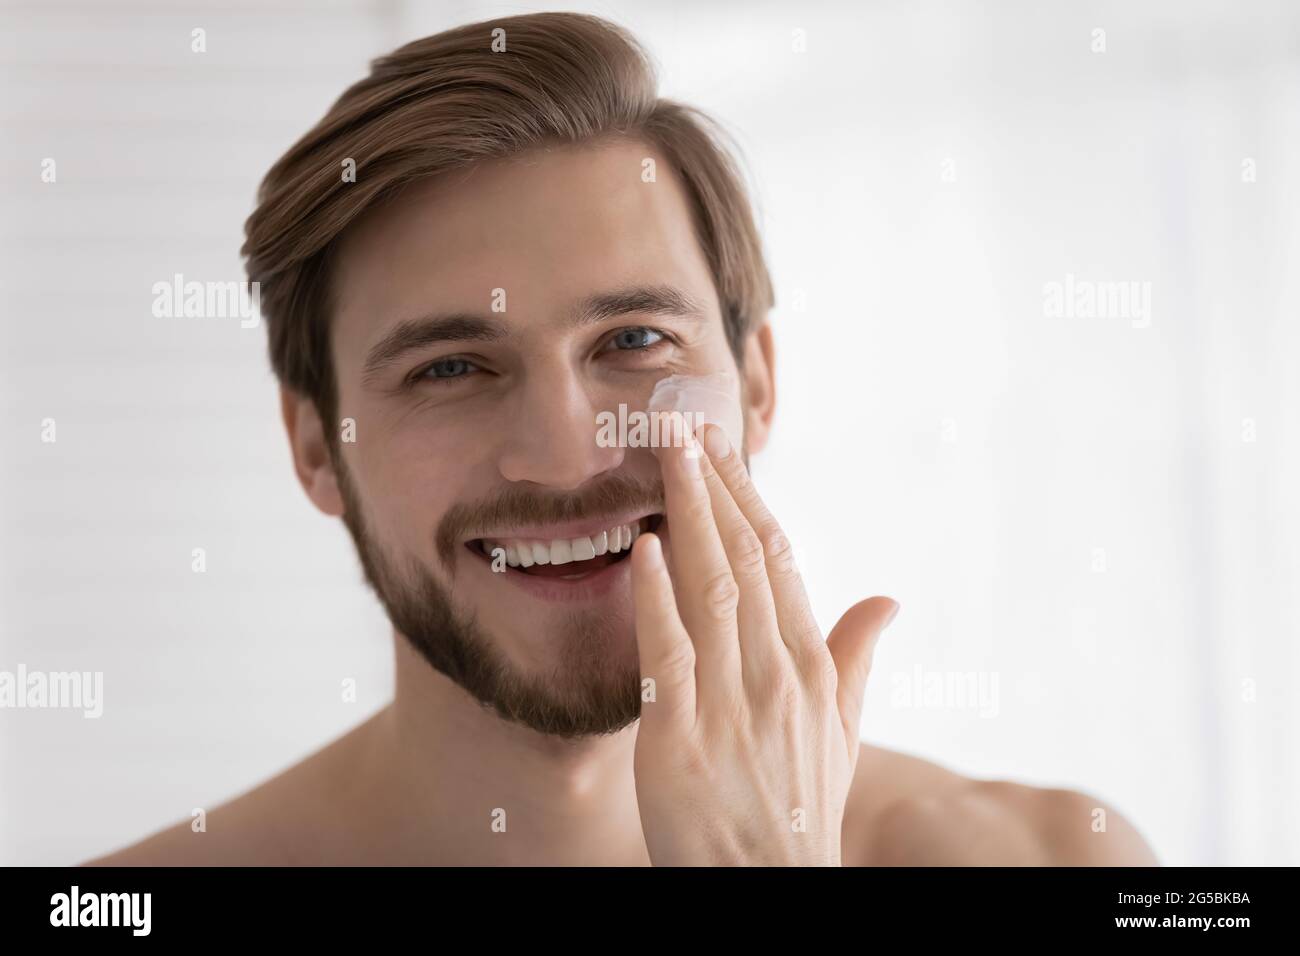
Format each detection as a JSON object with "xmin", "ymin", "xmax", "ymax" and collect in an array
[{"xmin": 496, "ymin": 367, "xmax": 626, "ymax": 490}]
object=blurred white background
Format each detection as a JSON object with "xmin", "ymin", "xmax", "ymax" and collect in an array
[{"xmin": 1, "ymin": 0, "xmax": 1297, "ymax": 866}]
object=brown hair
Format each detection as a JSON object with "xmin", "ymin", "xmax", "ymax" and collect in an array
[{"xmin": 242, "ymin": 12, "xmax": 773, "ymax": 423}]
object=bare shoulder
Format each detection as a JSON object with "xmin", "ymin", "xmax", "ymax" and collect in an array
[
  {"xmin": 842, "ymin": 742, "xmax": 1158, "ymax": 866},
  {"xmin": 80, "ymin": 713, "xmax": 386, "ymax": 866},
  {"xmin": 80, "ymin": 768, "xmax": 319, "ymax": 867}
]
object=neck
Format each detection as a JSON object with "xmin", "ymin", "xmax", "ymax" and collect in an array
[{"xmin": 352, "ymin": 632, "xmax": 650, "ymax": 865}]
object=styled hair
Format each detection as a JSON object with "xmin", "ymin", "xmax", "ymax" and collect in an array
[{"xmin": 242, "ymin": 12, "xmax": 773, "ymax": 422}]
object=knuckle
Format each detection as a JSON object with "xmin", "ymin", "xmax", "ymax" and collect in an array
[
  {"xmin": 742, "ymin": 492, "xmax": 769, "ymax": 522},
  {"xmin": 662, "ymin": 644, "xmax": 697, "ymax": 680},
  {"xmin": 761, "ymin": 527, "xmax": 798, "ymax": 575},
  {"xmin": 731, "ymin": 527, "xmax": 766, "ymax": 574},
  {"xmin": 728, "ymin": 470, "xmax": 759, "ymax": 503},
  {"xmin": 702, "ymin": 569, "xmax": 740, "ymax": 618},
  {"xmin": 767, "ymin": 666, "xmax": 802, "ymax": 711}
]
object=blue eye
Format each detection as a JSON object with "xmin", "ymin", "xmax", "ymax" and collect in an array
[
  {"xmin": 422, "ymin": 357, "xmax": 476, "ymax": 380},
  {"xmin": 609, "ymin": 327, "xmax": 664, "ymax": 350}
]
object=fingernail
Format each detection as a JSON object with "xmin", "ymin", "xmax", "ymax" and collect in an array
[{"xmin": 702, "ymin": 423, "xmax": 731, "ymax": 460}]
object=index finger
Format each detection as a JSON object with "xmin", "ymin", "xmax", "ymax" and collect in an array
[{"xmin": 655, "ymin": 418, "xmax": 743, "ymax": 696}]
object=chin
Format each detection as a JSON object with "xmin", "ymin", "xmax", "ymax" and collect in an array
[{"xmin": 485, "ymin": 599, "xmax": 640, "ymax": 673}]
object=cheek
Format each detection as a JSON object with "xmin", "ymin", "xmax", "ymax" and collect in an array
[
  {"xmin": 348, "ymin": 429, "xmax": 464, "ymax": 547},
  {"xmin": 647, "ymin": 371, "xmax": 745, "ymax": 450}
]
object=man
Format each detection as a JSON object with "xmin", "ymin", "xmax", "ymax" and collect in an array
[{"xmin": 86, "ymin": 12, "xmax": 1155, "ymax": 866}]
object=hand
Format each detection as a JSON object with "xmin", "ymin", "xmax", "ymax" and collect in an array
[{"xmin": 630, "ymin": 421, "xmax": 899, "ymax": 866}]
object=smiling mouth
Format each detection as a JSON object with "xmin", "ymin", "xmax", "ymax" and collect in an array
[{"xmin": 467, "ymin": 514, "xmax": 664, "ymax": 580}]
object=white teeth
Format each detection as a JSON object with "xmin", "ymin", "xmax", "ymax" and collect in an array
[
  {"xmin": 484, "ymin": 519, "xmax": 648, "ymax": 569},
  {"xmin": 550, "ymin": 539, "xmax": 573, "ymax": 566}
]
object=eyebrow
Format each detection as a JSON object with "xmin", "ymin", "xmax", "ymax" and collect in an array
[{"xmin": 360, "ymin": 284, "xmax": 706, "ymax": 385}]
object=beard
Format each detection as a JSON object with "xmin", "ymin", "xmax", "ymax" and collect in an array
[{"xmin": 332, "ymin": 453, "xmax": 663, "ymax": 740}]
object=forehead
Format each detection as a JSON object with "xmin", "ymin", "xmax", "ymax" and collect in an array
[{"xmin": 331, "ymin": 136, "xmax": 720, "ymax": 344}]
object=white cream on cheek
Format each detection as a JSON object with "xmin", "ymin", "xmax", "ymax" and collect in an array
[{"xmin": 647, "ymin": 372, "xmax": 745, "ymax": 451}]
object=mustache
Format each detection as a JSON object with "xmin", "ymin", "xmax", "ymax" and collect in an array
[{"xmin": 435, "ymin": 473, "xmax": 665, "ymax": 568}]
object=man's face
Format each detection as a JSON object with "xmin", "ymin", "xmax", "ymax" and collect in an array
[{"xmin": 319, "ymin": 137, "xmax": 751, "ymax": 737}]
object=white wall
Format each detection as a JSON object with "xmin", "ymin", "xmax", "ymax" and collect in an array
[{"xmin": 1, "ymin": 0, "xmax": 1296, "ymax": 865}]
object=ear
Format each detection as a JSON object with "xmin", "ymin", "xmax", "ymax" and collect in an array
[
  {"xmin": 280, "ymin": 386, "xmax": 345, "ymax": 517},
  {"xmin": 740, "ymin": 322, "xmax": 776, "ymax": 455}
]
